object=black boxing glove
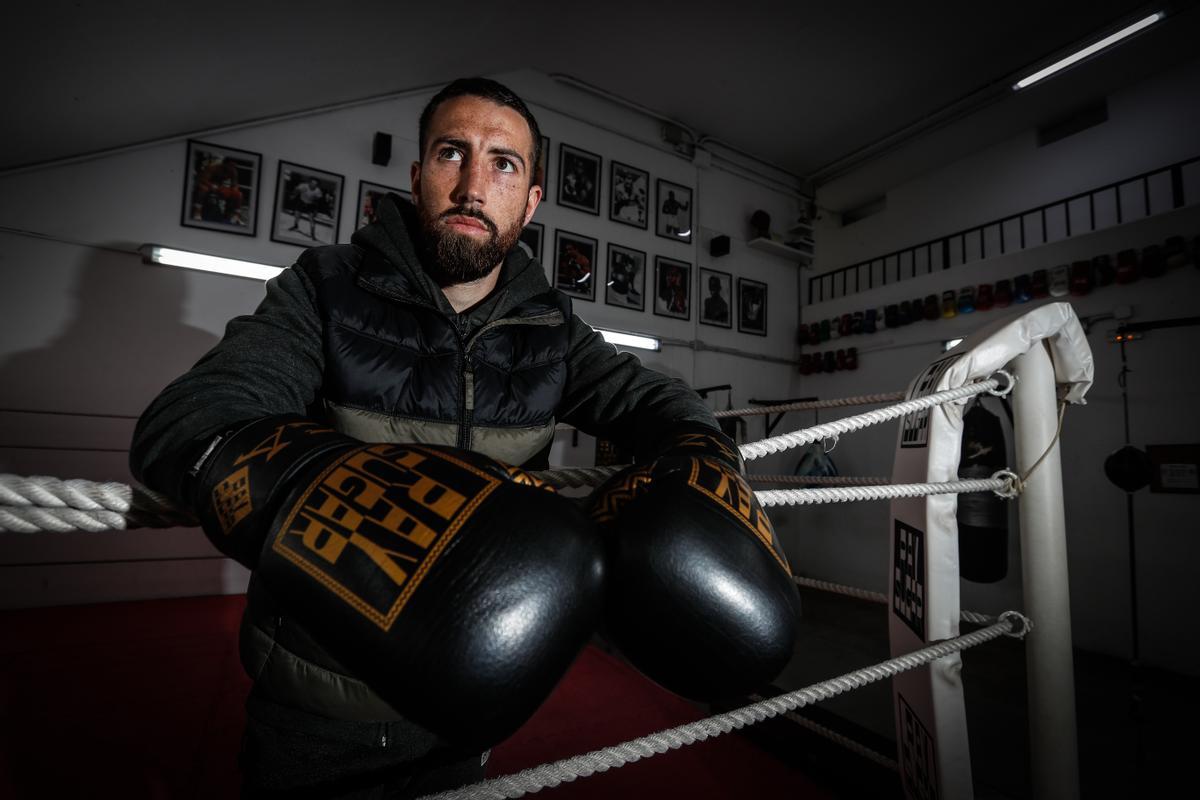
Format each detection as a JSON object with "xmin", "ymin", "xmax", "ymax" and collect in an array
[
  {"xmin": 592, "ymin": 425, "xmax": 800, "ymax": 701},
  {"xmin": 190, "ymin": 416, "xmax": 359, "ymax": 567},
  {"xmin": 193, "ymin": 417, "xmax": 604, "ymax": 749}
]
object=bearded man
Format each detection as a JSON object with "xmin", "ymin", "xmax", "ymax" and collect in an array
[{"xmin": 130, "ymin": 77, "xmax": 798, "ymax": 798}]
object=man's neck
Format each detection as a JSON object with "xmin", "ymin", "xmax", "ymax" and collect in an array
[{"xmin": 440, "ymin": 264, "xmax": 503, "ymax": 314}]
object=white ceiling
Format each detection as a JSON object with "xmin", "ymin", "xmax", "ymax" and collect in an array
[{"xmin": 4, "ymin": 0, "xmax": 1198, "ymax": 204}]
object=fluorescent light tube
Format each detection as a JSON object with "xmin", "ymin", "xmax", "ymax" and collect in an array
[
  {"xmin": 1013, "ymin": 13, "xmax": 1163, "ymax": 90},
  {"xmin": 140, "ymin": 245, "xmax": 284, "ymax": 281},
  {"xmin": 596, "ymin": 328, "xmax": 661, "ymax": 351}
]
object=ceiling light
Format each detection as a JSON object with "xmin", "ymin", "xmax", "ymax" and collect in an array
[
  {"xmin": 595, "ymin": 327, "xmax": 661, "ymax": 351},
  {"xmin": 1013, "ymin": 13, "xmax": 1164, "ymax": 90},
  {"xmin": 139, "ymin": 244, "xmax": 284, "ymax": 281}
]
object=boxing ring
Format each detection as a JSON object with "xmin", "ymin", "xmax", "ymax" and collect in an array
[{"xmin": 0, "ymin": 302, "xmax": 1092, "ymax": 800}]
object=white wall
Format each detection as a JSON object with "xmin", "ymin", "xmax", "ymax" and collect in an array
[
  {"xmin": 787, "ymin": 55, "xmax": 1200, "ymax": 676},
  {"xmin": 0, "ymin": 68, "xmax": 804, "ymax": 607}
]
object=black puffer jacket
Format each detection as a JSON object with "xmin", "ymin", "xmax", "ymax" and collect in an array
[{"xmin": 130, "ymin": 194, "xmax": 717, "ymax": 724}]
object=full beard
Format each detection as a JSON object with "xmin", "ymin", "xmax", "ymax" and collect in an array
[{"xmin": 417, "ymin": 203, "xmax": 523, "ymax": 286}]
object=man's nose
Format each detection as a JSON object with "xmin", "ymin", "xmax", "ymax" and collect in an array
[{"xmin": 452, "ymin": 157, "xmax": 487, "ymax": 206}]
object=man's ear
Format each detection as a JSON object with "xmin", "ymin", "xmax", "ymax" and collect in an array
[
  {"xmin": 410, "ymin": 161, "xmax": 422, "ymax": 205},
  {"xmin": 523, "ymin": 183, "xmax": 543, "ymax": 227}
]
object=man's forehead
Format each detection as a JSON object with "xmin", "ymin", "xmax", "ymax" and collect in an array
[{"xmin": 426, "ymin": 95, "xmax": 533, "ymax": 151}]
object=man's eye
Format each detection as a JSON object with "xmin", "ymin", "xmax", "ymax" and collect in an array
[
  {"xmin": 439, "ymin": 147, "xmax": 463, "ymax": 162},
  {"xmin": 496, "ymin": 158, "xmax": 517, "ymax": 173}
]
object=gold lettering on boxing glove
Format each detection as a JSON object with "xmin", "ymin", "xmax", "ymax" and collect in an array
[
  {"xmin": 234, "ymin": 421, "xmax": 335, "ymax": 465},
  {"xmin": 212, "ymin": 465, "xmax": 253, "ymax": 534},
  {"xmin": 271, "ymin": 444, "xmax": 500, "ymax": 630},
  {"xmin": 688, "ymin": 457, "xmax": 789, "ymax": 572}
]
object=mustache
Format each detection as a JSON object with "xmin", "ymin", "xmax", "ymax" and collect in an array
[{"xmin": 439, "ymin": 206, "xmax": 497, "ymax": 235}]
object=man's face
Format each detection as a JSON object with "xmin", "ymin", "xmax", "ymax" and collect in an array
[{"xmin": 412, "ymin": 95, "xmax": 542, "ymax": 285}]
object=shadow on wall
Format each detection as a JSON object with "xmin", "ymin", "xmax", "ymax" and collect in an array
[{"xmin": 0, "ymin": 247, "xmax": 220, "ymax": 417}]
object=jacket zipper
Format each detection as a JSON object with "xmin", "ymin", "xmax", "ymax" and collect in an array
[
  {"xmin": 356, "ymin": 276, "xmax": 565, "ymax": 450},
  {"xmin": 458, "ymin": 311, "xmax": 564, "ymax": 450}
]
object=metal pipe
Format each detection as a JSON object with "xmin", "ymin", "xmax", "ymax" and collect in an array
[{"xmin": 1011, "ymin": 342, "xmax": 1080, "ymax": 800}]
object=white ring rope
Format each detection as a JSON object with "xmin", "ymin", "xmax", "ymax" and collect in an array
[
  {"xmin": 416, "ymin": 612, "xmax": 1030, "ymax": 800},
  {"xmin": 739, "ymin": 376, "xmax": 1010, "ymax": 462},
  {"xmin": 0, "ymin": 374, "xmax": 1018, "ymax": 533},
  {"xmin": 792, "ymin": 576, "xmax": 1002, "ymax": 625},
  {"xmin": 756, "ymin": 476, "xmax": 1013, "ymax": 507},
  {"xmin": 713, "ymin": 392, "xmax": 906, "ymax": 419},
  {"xmin": 746, "ymin": 474, "xmax": 891, "ymax": 486}
]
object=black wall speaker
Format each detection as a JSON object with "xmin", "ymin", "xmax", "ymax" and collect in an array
[
  {"xmin": 372, "ymin": 132, "xmax": 392, "ymax": 166},
  {"xmin": 710, "ymin": 234, "xmax": 731, "ymax": 257}
]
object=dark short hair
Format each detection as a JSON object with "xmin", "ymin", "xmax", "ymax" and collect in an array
[{"xmin": 418, "ymin": 77, "xmax": 543, "ymax": 186}]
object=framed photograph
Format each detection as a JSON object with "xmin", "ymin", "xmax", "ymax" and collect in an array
[
  {"xmin": 557, "ymin": 143, "xmax": 601, "ymax": 215},
  {"xmin": 737, "ymin": 277, "xmax": 768, "ymax": 336},
  {"xmin": 656, "ymin": 179, "xmax": 693, "ymax": 244},
  {"xmin": 605, "ymin": 244, "xmax": 646, "ymax": 311},
  {"xmin": 518, "ymin": 221, "xmax": 544, "ymax": 262},
  {"xmin": 536, "ymin": 135, "xmax": 550, "ymax": 202},
  {"xmin": 553, "ymin": 229, "xmax": 598, "ymax": 300},
  {"xmin": 272, "ymin": 160, "xmax": 345, "ymax": 247},
  {"xmin": 698, "ymin": 267, "xmax": 733, "ymax": 328},
  {"xmin": 653, "ymin": 256, "xmax": 691, "ymax": 320},
  {"xmin": 356, "ymin": 180, "xmax": 408, "ymax": 230},
  {"xmin": 181, "ymin": 139, "xmax": 261, "ymax": 236},
  {"xmin": 609, "ymin": 161, "xmax": 649, "ymax": 229}
]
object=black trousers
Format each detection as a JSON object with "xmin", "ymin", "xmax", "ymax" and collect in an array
[{"xmin": 240, "ymin": 692, "xmax": 487, "ymax": 799}]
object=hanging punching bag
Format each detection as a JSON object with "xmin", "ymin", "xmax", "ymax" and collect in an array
[{"xmin": 957, "ymin": 400, "xmax": 1008, "ymax": 583}]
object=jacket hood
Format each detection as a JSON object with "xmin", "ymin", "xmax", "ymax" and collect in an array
[{"xmin": 350, "ymin": 192, "xmax": 554, "ymax": 325}]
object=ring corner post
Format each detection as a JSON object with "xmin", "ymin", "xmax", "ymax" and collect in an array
[{"xmin": 1011, "ymin": 341, "xmax": 1081, "ymax": 800}]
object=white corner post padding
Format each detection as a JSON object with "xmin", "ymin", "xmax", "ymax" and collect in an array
[
  {"xmin": 888, "ymin": 302, "xmax": 1092, "ymax": 800},
  {"xmin": 1012, "ymin": 340, "xmax": 1081, "ymax": 800}
]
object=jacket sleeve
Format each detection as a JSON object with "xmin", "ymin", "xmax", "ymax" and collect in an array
[
  {"xmin": 129, "ymin": 263, "xmax": 325, "ymax": 503},
  {"xmin": 557, "ymin": 316, "xmax": 719, "ymax": 460}
]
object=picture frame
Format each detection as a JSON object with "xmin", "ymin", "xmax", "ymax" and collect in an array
[
  {"xmin": 272, "ymin": 161, "xmax": 345, "ymax": 247},
  {"xmin": 181, "ymin": 139, "xmax": 262, "ymax": 236},
  {"xmin": 698, "ymin": 267, "xmax": 733, "ymax": 328},
  {"xmin": 536, "ymin": 135, "xmax": 550, "ymax": 202},
  {"xmin": 355, "ymin": 180, "xmax": 408, "ymax": 230},
  {"xmin": 655, "ymin": 179, "xmax": 693, "ymax": 244},
  {"xmin": 557, "ymin": 143, "xmax": 601, "ymax": 215},
  {"xmin": 737, "ymin": 277, "xmax": 768, "ymax": 336},
  {"xmin": 553, "ymin": 229, "xmax": 598, "ymax": 300},
  {"xmin": 653, "ymin": 256, "xmax": 691, "ymax": 320},
  {"xmin": 605, "ymin": 244, "xmax": 647, "ymax": 311},
  {"xmin": 518, "ymin": 221, "xmax": 544, "ymax": 263},
  {"xmin": 609, "ymin": 160, "xmax": 649, "ymax": 229}
]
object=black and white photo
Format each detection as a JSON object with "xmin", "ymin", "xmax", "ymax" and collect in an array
[
  {"xmin": 699, "ymin": 267, "xmax": 732, "ymax": 328},
  {"xmin": 181, "ymin": 139, "xmax": 261, "ymax": 236},
  {"xmin": 272, "ymin": 161, "xmax": 344, "ymax": 246},
  {"xmin": 609, "ymin": 161, "xmax": 648, "ymax": 228},
  {"xmin": 558, "ymin": 143, "xmax": 601, "ymax": 214},
  {"xmin": 738, "ymin": 277, "xmax": 768, "ymax": 335},
  {"xmin": 518, "ymin": 221, "xmax": 544, "ymax": 263},
  {"xmin": 605, "ymin": 244, "xmax": 646, "ymax": 311},
  {"xmin": 656, "ymin": 179, "xmax": 693, "ymax": 243},
  {"xmin": 654, "ymin": 256, "xmax": 691, "ymax": 320},
  {"xmin": 356, "ymin": 181, "xmax": 407, "ymax": 230},
  {"xmin": 553, "ymin": 229, "xmax": 598, "ymax": 300}
]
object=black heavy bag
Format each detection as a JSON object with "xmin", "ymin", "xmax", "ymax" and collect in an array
[{"xmin": 957, "ymin": 401, "xmax": 1008, "ymax": 583}]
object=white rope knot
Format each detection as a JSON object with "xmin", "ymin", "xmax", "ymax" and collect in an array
[
  {"xmin": 999, "ymin": 610, "xmax": 1033, "ymax": 638},
  {"xmin": 990, "ymin": 469, "xmax": 1022, "ymax": 499},
  {"xmin": 987, "ymin": 368, "xmax": 1017, "ymax": 397}
]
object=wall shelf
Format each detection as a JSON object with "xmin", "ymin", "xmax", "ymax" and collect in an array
[{"xmin": 748, "ymin": 236, "xmax": 814, "ymax": 262}]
